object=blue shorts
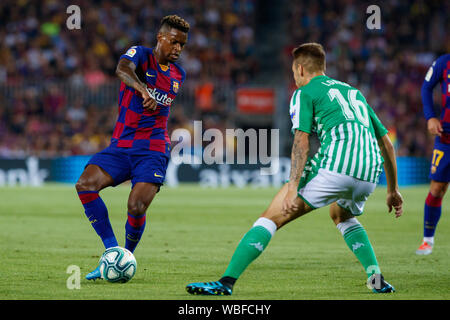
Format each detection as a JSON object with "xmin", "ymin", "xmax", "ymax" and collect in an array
[
  {"xmin": 86, "ymin": 145, "xmax": 170, "ymax": 188},
  {"xmin": 429, "ymin": 138, "xmax": 450, "ymax": 182}
]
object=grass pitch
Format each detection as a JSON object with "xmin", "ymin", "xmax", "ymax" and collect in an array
[{"xmin": 0, "ymin": 183, "xmax": 448, "ymax": 300}]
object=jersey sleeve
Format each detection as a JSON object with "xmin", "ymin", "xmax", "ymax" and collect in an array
[
  {"xmin": 120, "ymin": 46, "xmax": 145, "ymax": 68},
  {"xmin": 368, "ymin": 106, "xmax": 388, "ymax": 139},
  {"xmin": 421, "ymin": 55, "xmax": 445, "ymax": 120},
  {"xmin": 289, "ymin": 89, "xmax": 313, "ymax": 134},
  {"xmin": 174, "ymin": 63, "xmax": 187, "ymax": 84}
]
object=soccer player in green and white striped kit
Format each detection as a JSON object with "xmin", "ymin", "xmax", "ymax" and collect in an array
[{"xmin": 186, "ymin": 43, "xmax": 404, "ymax": 295}]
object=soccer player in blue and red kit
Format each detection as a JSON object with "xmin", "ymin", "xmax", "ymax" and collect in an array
[
  {"xmin": 75, "ymin": 15, "xmax": 190, "ymax": 279},
  {"xmin": 416, "ymin": 53, "xmax": 450, "ymax": 255}
]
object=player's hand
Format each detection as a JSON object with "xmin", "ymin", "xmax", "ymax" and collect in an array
[
  {"xmin": 282, "ymin": 189, "xmax": 302, "ymax": 215},
  {"xmin": 386, "ymin": 189, "xmax": 403, "ymax": 218},
  {"xmin": 427, "ymin": 118, "xmax": 443, "ymax": 137},
  {"xmin": 139, "ymin": 87, "xmax": 157, "ymax": 111}
]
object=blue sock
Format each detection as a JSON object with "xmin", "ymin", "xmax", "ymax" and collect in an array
[
  {"xmin": 424, "ymin": 192, "xmax": 442, "ymax": 239},
  {"xmin": 125, "ymin": 212, "xmax": 146, "ymax": 253},
  {"xmin": 78, "ymin": 191, "xmax": 118, "ymax": 249}
]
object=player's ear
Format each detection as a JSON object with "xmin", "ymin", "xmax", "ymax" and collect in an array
[
  {"xmin": 298, "ymin": 64, "xmax": 304, "ymax": 77},
  {"xmin": 157, "ymin": 31, "xmax": 164, "ymax": 43}
]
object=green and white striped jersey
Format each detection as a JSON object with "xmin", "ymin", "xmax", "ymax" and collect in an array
[{"xmin": 289, "ymin": 75, "xmax": 388, "ymax": 183}]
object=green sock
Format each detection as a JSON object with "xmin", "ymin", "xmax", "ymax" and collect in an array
[
  {"xmin": 339, "ymin": 220, "xmax": 381, "ymax": 277},
  {"xmin": 223, "ymin": 222, "xmax": 274, "ymax": 280}
]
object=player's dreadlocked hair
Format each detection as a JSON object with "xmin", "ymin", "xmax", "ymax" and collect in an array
[{"xmin": 160, "ymin": 15, "xmax": 190, "ymax": 33}]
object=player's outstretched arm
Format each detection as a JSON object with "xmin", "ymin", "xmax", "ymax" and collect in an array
[
  {"xmin": 282, "ymin": 130, "xmax": 310, "ymax": 214},
  {"xmin": 115, "ymin": 58, "xmax": 157, "ymax": 111},
  {"xmin": 377, "ymin": 134, "xmax": 403, "ymax": 218}
]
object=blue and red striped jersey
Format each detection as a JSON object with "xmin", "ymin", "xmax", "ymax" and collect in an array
[
  {"xmin": 111, "ymin": 46, "xmax": 186, "ymax": 154},
  {"xmin": 422, "ymin": 53, "xmax": 450, "ymax": 144}
]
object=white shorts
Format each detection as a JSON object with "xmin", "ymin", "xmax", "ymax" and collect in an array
[{"xmin": 298, "ymin": 168, "xmax": 376, "ymax": 216}]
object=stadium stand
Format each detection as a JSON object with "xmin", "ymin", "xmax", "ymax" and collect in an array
[{"xmin": 0, "ymin": 0, "xmax": 448, "ymax": 158}]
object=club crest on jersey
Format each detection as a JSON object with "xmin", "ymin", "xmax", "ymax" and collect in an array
[
  {"xmin": 290, "ymin": 109, "xmax": 296, "ymax": 120},
  {"xmin": 172, "ymin": 80, "xmax": 180, "ymax": 93}
]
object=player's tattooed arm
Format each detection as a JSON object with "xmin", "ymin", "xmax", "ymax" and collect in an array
[
  {"xmin": 115, "ymin": 58, "xmax": 157, "ymax": 111},
  {"xmin": 288, "ymin": 130, "xmax": 310, "ymax": 190},
  {"xmin": 282, "ymin": 130, "xmax": 310, "ymax": 215},
  {"xmin": 116, "ymin": 58, "xmax": 146, "ymax": 92}
]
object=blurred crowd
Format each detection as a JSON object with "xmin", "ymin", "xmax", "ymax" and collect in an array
[
  {"xmin": 0, "ymin": 0, "xmax": 257, "ymax": 84},
  {"xmin": 0, "ymin": 0, "xmax": 257, "ymax": 157},
  {"xmin": 0, "ymin": 0, "xmax": 448, "ymax": 158},
  {"xmin": 284, "ymin": 0, "xmax": 449, "ymax": 157}
]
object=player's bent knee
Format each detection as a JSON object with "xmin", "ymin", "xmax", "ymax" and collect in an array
[
  {"xmin": 329, "ymin": 203, "xmax": 354, "ymax": 225},
  {"xmin": 266, "ymin": 203, "xmax": 311, "ymax": 229},
  {"xmin": 127, "ymin": 183, "xmax": 159, "ymax": 215},
  {"xmin": 75, "ymin": 177, "xmax": 99, "ymax": 192},
  {"xmin": 127, "ymin": 199, "xmax": 150, "ymax": 216},
  {"xmin": 274, "ymin": 211, "xmax": 303, "ymax": 229},
  {"xmin": 75, "ymin": 165, "xmax": 114, "ymax": 192},
  {"xmin": 429, "ymin": 181, "xmax": 449, "ymax": 198}
]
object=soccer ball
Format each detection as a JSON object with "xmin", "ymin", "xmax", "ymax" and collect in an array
[{"xmin": 99, "ymin": 246, "xmax": 137, "ymax": 283}]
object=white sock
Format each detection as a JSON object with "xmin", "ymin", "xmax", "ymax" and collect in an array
[
  {"xmin": 253, "ymin": 217, "xmax": 277, "ymax": 237},
  {"xmin": 423, "ymin": 237, "xmax": 434, "ymax": 245},
  {"xmin": 336, "ymin": 217, "xmax": 360, "ymax": 236}
]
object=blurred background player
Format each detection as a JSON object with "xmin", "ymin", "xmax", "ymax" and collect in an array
[
  {"xmin": 416, "ymin": 53, "xmax": 450, "ymax": 255},
  {"xmin": 75, "ymin": 15, "xmax": 189, "ymax": 280},
  {"xmin": 186, "ymin": 43, "xmax": 403, "ymax": 295}
]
